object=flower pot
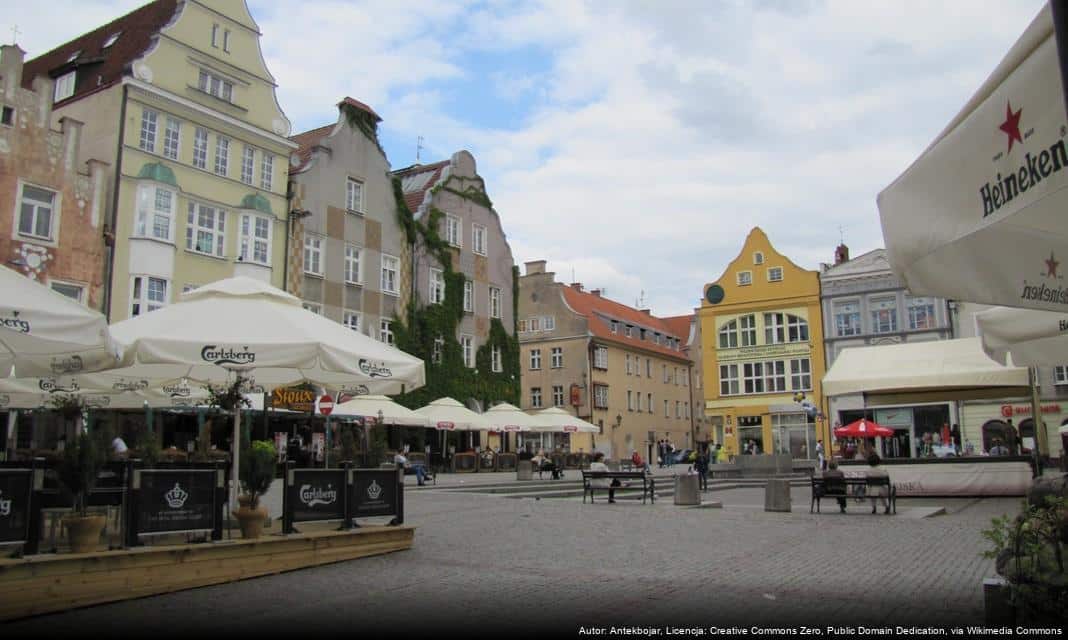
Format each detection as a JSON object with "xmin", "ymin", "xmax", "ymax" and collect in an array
[
  {"xmin": 64, "ymin": 514, "xmax": 106, "ymax": 554},
  {"xmin": 232, "ymin": 504, "xmax": 268, "ymax": 539}
]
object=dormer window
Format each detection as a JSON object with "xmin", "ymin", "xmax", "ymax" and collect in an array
[
  {"xmin": 754, "ymin": 251, "xmax": 764, "ymax": 265},
  {"xmin": 53, "ymin": 71, "xmax": 76, "ymax": 103},
  {"xmin": 67, "ymin": 50, "xmax": 81, "ymax": 63},
  {"xmin": 103, "ymin": 33, "xmax": 121, "ymax": 49}
]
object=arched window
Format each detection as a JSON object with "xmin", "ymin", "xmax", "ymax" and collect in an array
[
  {"xmin": 787, "ymin": 314, "xmax": 809, "ymax": 342},
  {"xmin": 718, "ymin": 319, "xmax": 738, "ymax": 349}
]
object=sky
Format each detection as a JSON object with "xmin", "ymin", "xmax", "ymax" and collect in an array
[{"xmin": 6, "ymin": 0, "xmax": 1050, "ymax": 317}]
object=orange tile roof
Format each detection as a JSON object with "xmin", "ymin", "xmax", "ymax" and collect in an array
[
  {"xmin": 392, "ymin": 160, "xmax": 450, "ymax": 215},
  {"xmin": 560, "ymin": 286, "xmax": 689, "ymax": 361},
  {"xmin": 338, "ymin": 96, "xmax": 381, "ymax": 122},
  {"xmin": 661, "ymin": 315, "xmax": 694, "ymax": 347},
  {"xmin": 288, "ymin": 123, "xmax": 334, "ymax": 174}
]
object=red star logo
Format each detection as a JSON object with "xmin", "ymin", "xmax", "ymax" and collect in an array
[
  {"xmin": 999, "ymin": 101, "xmax": 1023, "ymax": 153},
  {"xmin": 1045, "ymin": 252, "xmax": 1060, "ymax": 278}
]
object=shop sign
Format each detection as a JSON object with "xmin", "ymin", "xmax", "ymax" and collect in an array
[
  {"xmin": 717, "ymin": 342, "xmax": 810, "ymax": 364},
  {"xmin": 272, "ymin": 384, "xmax": 316, "ymax": 412},
  {"xmin": 570, "ymin": 384, "xmax": 581, "ymax": 407},
  {"xmin": 291, "ymin": 470, "xmax": 345, "ymax": 523},
  {"xmin": 1000, "ymin": 404, "xmax": 1061, "ymax": 417},
  {"xmin": 350, "ymin": 469, "xmax": 399, "ymax": 518},
  {"xmin": 0, "ymin": 470, "xmax": 31, "ymax": 544},
  {"xmin": 137, "ymin": 470, "xmax": 215, "ymax": 535}
]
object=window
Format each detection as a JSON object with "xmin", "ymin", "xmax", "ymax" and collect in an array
[
  {"xmin": 345, "ymin": 245, "xmax": 362, "ymax": 284},
  {"xmin": 185, "ymin": 203, "xmax": 226, "ymax": 257},
  {"xmin": 1, "ymin": 106, "xmax": 13, "ymax": 126},
  {"xmin": 677, "ymin": 401, "xmax": 683, "ymax": 419},
  {"xmin": 343, "ymin": 311, "xmax": 362, "ymax": 333},
  {"xmin": 238, "ymin": 213, "xmax": 271, "ymax": 265},
  {"xmin": 720, "ymin": 364, "xmax": 739, "ymax": 396},
  {"xmin": 53, "ymin": 71, "xmax": 75, "ymax": 103},
  {"xmin": 139, "ymin": 109, "xmax": 157, "ymax": 152},
  {"xmin": 626, "ymin": 354, "xmax": 634, "ymax": 375},
  {"xmin": 17, "ymin": 184, "xmax": 57, "ymax": 241},
  {"xmin": 463, "ymin": 280, "xmax": 474, "ymax": 312},
  {"xmin": 763, "ymin": 360, "xmax": 786, "ymax": 392},
  {"xmin": 754, "ymin": 251, "xmax": 764, "ymax": 265},
  {"xmin": 131, "ymin": 276, "xmax": 167, "ymax": 316},
  {"xmin": 192, "ymin": 128, "xmax": 209, "ymax": 169},
  {"xmin": 594, "ymin": 346, "xmax": 608, "ymax": 370},
  {"xmin": 379, "ymin": 319, "xmax": 394, "ymax": 345},
  {"xmin": 552, "ymin": 385, "xmax": 564, "ymax": 407},
  {"xmin": 1054, "ymin": 366, "xmax": 1067, "ymax": 385},
  {"xmin": 636, "ymin": 393, "xmax": 642, "ymax": 412},
  {"xmin": 788, "ymin": 315, "xmax": 809, "ymax": 342},
  {"xmin": 50, "ymin": 281, "xmax": 84, "ymax": 304},
  {"xmin": 445, "ymin": 214, "xmax": 461, "ymax": 247},
  {"xmin": 790, "ymin": 358, "xmax": 811, "ymax": 391},
  {"xmin": 103, "ymin": 32, "xmax": 121, "ymax": 48},
  {"xmin": 163, "ymin": 117, "xmax": 180, "ymax": 160},
  {"xmin": 518, "ymin": 319, "xmax": 528, "ymax": 332},
  {"xmin": 223, "ymin": 29, "xmax": 231, "ymax": 53},
  {"xmin": 768, "ymin": 267, "xmax": 783, "ymax": 282},
  {"xmin": 743, "ymin": 362, "xmax": 765, "ymax": 394},
  {"xmin": 646, "ymin": 358, "xmax": 652, "ymax": 377},
  {"xmin": 664, "ymin": 399, "xmax": 669, "ymax": 418},
  {"xmin": 765, "ymin": 312, "xmax": 786, "ymax": 344},
  {"xmin": 682, "ymin": 369, "xmax": 689, "ymax": 386},
  {"xmin": 663, "ymin": 364, "xmax": 669, "ymax": 383},
  {"xmin": 381, "ymin": 254, "xmax": 399, "ymax": 294},
  {"xmin": 346, "ymin": 178, "xmax": 363, "ymax": 213},
  {"xmin": 674, "ymin": 367, "xmax": 679, "ymax": 385},
  {"xmin": 240, "ymin": 146, "xmax": 255, "ymax": 184},
  {"xmin": 302, "ymin": 301, "xmax": 321, "ymax": 314},
  {"xmin": 529, "ymin": 349, "xmax": 542, "ymax": 370},
  {"xmin": 489, "ymin": 286, "xmax": 502, "ymax": 318},
  {"xmin": 543, "ymin": 316, "xmax": 555, "ymax": 331},
  {"xmin": 625, "ymin": 325, "xmax": 633, "ymax": 338},
  {"xmin": 134, "ymin": 184, "xmax": 174, "ymax": 242},
  {"xmin": 529, "ymin": 317, "xmax": 540, "ymax": 332},
  {"xmin": 871, "ymin": 296, "xmax": 898, "ymax": 333},
  {"xmin": 214, "ymin": 136, "xmax": 229, "ymax": 176},
  {"xmin": 531, "ymin": 387, "xmax": 543, "ymax": 409},
  {"xmin": 739, "ymin": 314, "xmax": 757, "ymax": 346},
  {"xmin": 303, "ymin": 235, "xmax": 323, "ymax": 276},
  {"xmin": 594, "ymin": 385, "xmax": 608, "ymax": 409},
  {"xmin": 907, "ymin": 297, "xmax": 936, "ymax": 330},
  {"xmin": 627, "ymin": 390, "xmax": 634, "ymax": 411},
  {"xmin": 719, "ymin": 319, "xmax": 738, "ymax": 349},
  {"xmin": 198, "ymin": 70, "xmax": 233, "ymax": 102},
  {"xmin": 211, "ymin": 23, "xmax": 219, "ymax": 47},
  {"xmin": 472, "ymin": 224, "xmax": 487, "ymax": 255},
  {"xmin": 461, "ymin": 335, "xmax": 474, "ymax": 368},
  {"xmin": 550, "ymin": 347, "xmax": 563, "ymax": 369},
  {"xmin": 492, "ymin": 346, "xmax": 502, "ymax": 373},
  {"xmin": 261, "ymin": 154, "xmax": 274, "ymax": 191},
  {"xmin": 611, "ymin": 320, "xmax": 619, "ymax": 334},
  {"xmin": 737, "ymin": 271, "xmax": 752, "ymax": 286},
  {"xmin": 647, "ymin": 393, "xmax": 652, "ymax": 413},
  {"xmin": 834, "ymin": 301, "xmax": 861, "ymax": 337},
  {"xmin": 432, "ymin": 337, "xmax": 444, "ymax": 364},
  {"xmin": 429, "ymin": 268, "xmax": 445, "ymax": 304}
]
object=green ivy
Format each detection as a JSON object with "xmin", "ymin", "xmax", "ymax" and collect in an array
[{"xmin": 340, "ymin": 101, "xmax": 385, "ymax": 156}]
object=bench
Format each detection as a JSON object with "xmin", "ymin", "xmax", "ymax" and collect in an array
[
  {"xmin": 811, "ymin": 476, "xmax": 896, "ymax": 514},
  {"xmin": 581, "ymin": 471, "xmax": 655, "ymax": 504}
]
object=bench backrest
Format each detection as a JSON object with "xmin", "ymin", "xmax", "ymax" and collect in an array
[{"xmin": 582, "ymin": 470, "xmax": 646, "ymax": 480}]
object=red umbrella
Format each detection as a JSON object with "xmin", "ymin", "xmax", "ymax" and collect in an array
[{"xmin": 834, "ymin": 418, "xmax": 895, "ymax": 438}]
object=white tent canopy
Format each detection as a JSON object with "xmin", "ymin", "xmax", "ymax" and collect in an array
[
  {"xmin": 527, "ymin": 407, "xmax": 599, "ymax": 433},
  {"xmin": 482, "ymin": 402, "xmax": 541, "ymax": 432},
  {"xmin": 0, "ymin": 264, "xmax": 121, "ymax": 377},
  {"xmin": 822, "ymin": 337, "xmax": 1030, "ymax": 405},
  {"xmin": 331, "ymin": 395, "xmax": 429, "ymax": 427},
  {"xmin": 976, "ymin": 306, "xmax": 1068, "ymax": 366},
  {"xmin": 878, "ymin": 4, "xmax": 1068, "ymax": 312},
  {"xmin": 414, "ymin": 397, "xmax": 491, "ymax": 431}
]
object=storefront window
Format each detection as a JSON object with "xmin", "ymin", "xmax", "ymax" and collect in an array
[{"xmin": 772, "ymin": 412, "xmax": 814, "ymax": 459}]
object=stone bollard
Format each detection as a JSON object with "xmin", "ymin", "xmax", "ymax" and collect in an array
[
  {"xmin": 764, "ymin": 478, "xmax": 791, "ymax": 512},
  {"xmin": 674, "ymin": 474, "xmax": 701, "ymax": 506},
  {"xmin": 517, "ymin": 459, "xmax": 533, "ymax": 481}
]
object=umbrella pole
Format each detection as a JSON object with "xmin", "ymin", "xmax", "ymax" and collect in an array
[
  {"xmin": 231, "ymin": 405, "xmax": 240, "ymax": 512},
  {"xmin": 1029, "ymin": 367, "xmax": 1045, "ymax": 475}
]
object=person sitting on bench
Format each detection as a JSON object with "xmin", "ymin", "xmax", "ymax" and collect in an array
[
  {"xmin": 589, "ymin": 452, "xmax": 621, "ymax": 503},
  {"xmin": 532, "ymin": 449, "xmax": 560, "ymax": 478},
  {"xmin": 822, "ymin": 460, "xmax": 848, "ymax": 513}
]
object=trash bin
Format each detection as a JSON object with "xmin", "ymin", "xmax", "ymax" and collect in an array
[
  {"xmin": 764, "ymin": 478, "xmax": 791, "ymax": 512},
  {"xmin": 517, "ymin": 459, "xmax": 533, "ymax": 481},
  {"xmin": 674, "ymin": 473, "xmax": 700, "ymax": 505}
]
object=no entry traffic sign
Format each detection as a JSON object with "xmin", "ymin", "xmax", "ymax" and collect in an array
[{"xmin": 318, "ymin": 395, "xmax": 334, "ymax": 416}]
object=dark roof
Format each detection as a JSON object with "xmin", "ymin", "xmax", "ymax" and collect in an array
[
  {"xmin": 392, "ymin": 159, "xmax": 450, "ymax": 214},
  {"xmin": 22, "ymin": 0, "xmax": 178, "ymax": 105},
  {"xmin": 287, "ymin": 123, "xmax": 334, "ymax": 174}
]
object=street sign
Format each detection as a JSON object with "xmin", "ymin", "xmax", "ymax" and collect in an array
[{"xmin": 319, "ymin": 394, "xmax": 334, "ymax": 416}]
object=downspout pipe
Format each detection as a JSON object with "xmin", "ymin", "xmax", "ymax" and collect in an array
[{"xmin": 102, "ymin": 84, "xmax": 129, "ymax": 321}]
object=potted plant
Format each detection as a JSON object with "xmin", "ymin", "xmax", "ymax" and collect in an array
[
  {"xmin": 232, "ymin": 439, "xmax": 276, "ymax": 539},
  {"xmin": 56, "ymin": 431, "xmax": 107, "ymax": 553},
  {"xmin": 205, "ymin": 378, "xmax": 252, "ymax": 413}
]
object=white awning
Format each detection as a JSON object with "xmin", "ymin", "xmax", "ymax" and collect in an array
[{"xmin": 822, "ymin": 337, "xmax": 1030, "ymax": 405}]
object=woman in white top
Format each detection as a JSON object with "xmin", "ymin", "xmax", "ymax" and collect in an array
[{"xmin": 588, "ymin": 452, "xmax": 619, "ymax": 503}]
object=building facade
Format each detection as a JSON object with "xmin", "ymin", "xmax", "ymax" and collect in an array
[
  {"xmin": 288, "ymin": 97, "xmax": 409, "ymax": 346},
  {"xmin": 820, "ymin": 246, "xmax": 956, "ymax": 458},
  {"xmin": 0, "ymin": 44, "xmax": 109, "ymax": 310},
  {"xmin": 663, "ymin": 313, "xmax": 707, "ymax": 448},
  {"xmin": 518, "ymin": 261, "xmax": 693, "ymax": 461},
  {"xmin": 22, "ymin": 0, "xmax": 296, "ymax": 321},
  {"xmin": 698, "ymin": 227, "xmax": 828, "ymax": 459}
]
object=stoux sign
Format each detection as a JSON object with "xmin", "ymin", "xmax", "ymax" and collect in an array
[{"xmin": 272, "ymin": 385, "xmax": 316, "ymax": 412}]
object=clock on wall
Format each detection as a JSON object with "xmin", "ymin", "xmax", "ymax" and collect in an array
[{"xmin": 705, "ymin": 284, "xmax": 724, "ymax": 304}]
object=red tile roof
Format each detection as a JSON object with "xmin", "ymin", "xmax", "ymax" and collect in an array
[
  {"xmin": 338, "ymin": 96, "xmax": 381, "ymax": 122},
  {"xmin": 392, "ymin": 160, "xmax": 450, "ymax": 215},
  {"xmin": 661, "ymin": 315, "xmax": 694, "ymax": 347},
  {"xmin": 287, "ymin": 123, "xmax": 334, "ymax": 175},
  {"xmin": 22, "ymin": 0, "xmax": 178, "ymax": 105},
  {"xmin": 561, "ymin": 286, "xmax": 689, "ymax": 361}
]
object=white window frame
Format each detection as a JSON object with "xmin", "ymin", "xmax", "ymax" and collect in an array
[
  {"xmin": 871, "ymin": 296, "xmax": 898, "ymax": 334},
  {"xmin": 611, "ymin": 320, "xmax": 619, "ymax": 334},
  {"xmin": 130, "ymin": 275, "xmax": 168, "ymax": 317},
  {"xmin": 432, "ymin": 337, "xmax": 444, "ymax": 364},
  {"xmin": 16, "ymin": 181, "xmax": 59, "ymax": 243},
  {"xmin": 743, "ymin": 362, "xmax": 765, "ymax": 394},
  {"xmin": 768, "ymin": 266, "xmax": 783, "ymax": 282},
  {"xmin": 550, "ymin": 347, "xmax": 563, "ymax": 369},
  {"xmin": 214, "ymin": 135, "xmax": 230, "ymax": 176},
  {"xmin": 907, "ymin": 297, "xmax": 936, "ymax": 331},
  {"xmin": 461, "ymin": 334, "xmax": 475, "ymax": 368},
  {"xmin": 381, "ymin": 254, "xmax": 399, "ymax": 295},
  {"xmin": 737, "ymin": 270, "xmax": 752, "ymax": 286},
  {"xmin": 134, "ymin": 183, "xmax": 174, "ymax": 243},
  {"xmin": 343, "ymin": 310, "xmax": 362, "ymax": 333},
  {"xmin": 162, "ymin": 116, "xmax": 181, "ymax": 160},
  {"xmin": 764, "ymin": 312, "xmax": 785, "ymax": 345},
  {"xmin": 531, "ymin": 387, "xmax": 543, "ymax": 409},
  {"xmin": 303, "ymin": 235, "xmax": 324, "ymax": 276},
  {"xmin": 380, "ymin": 319, "xmax": 394, "ymax": 345},
  {"xmin": 718, "ymin": 319, "xmax": 738, "ymax": 349},
  {"xmin": 261, "ymin": 153, "xmax": 274, "ymax": 191},
  {"xmin": 740, "ymin": 314, "xmax": 757, "ymax": 347},
  {"xmin": 529, "ymin": 349, "xmax": 542, "ymax": 371},
  {"xmin": 445, "ymin": 214, "xmax": 461, "ymax": 248},
  {"xmin": 664, "ymin": 399, "xmax": 669, "ymax": 418},
  {"xmin": 627, "ymin": 390, "xmax": 634, "ymax": 412},
  {"xmin": 192, "ymin": 127, "xmax": 209, "ymax": 169},
  {"xmin": 552, "ymin": 385, "xmax": 565, "ymax": 407},
  {"xmin": 763, "ymin": 360, "xmax": 786, "ymax": 392},
  {"xmin": 492, "ymin": 346, "xmax": 502, "ymax": 373},
  {"xmin": 53, "ymin": 71, "xmax": 75, "ymax": 103},
  {"xmin": 543, "ymin": 316, "xmax": 555, "ymax": 331},
  {"xmin": 463, "ymin": 279, "xmax": 474, "ymax": 312},
  {"xmin": 223, "ymin": 29, "xmax": 231, "ymax": 53},
  {"xmin": 49, "ymin": 279, "xmax": 85, "ymax": 305},
  {"xmin": 139, "ymin": 108, "xmax": 157, "ymax": 152},
  {"xmin": 185, "ymin": 202, "xmax": 226, "ymax": 258},
  {"xmin": 429, "ymin": 267, "xmax": 445, "ymax": 304},
  {"xmin": 238, "ymin": 212, "xmax": 271, "ymax": 266},
  {"xmin": 787, "ymin": 314, "xmax": 809, "ymax": 343},
  {"xmin": 472, "ymin": 223, "xmax": 487, "ymax": 255},
  {"xmin": 753, "ymin": 251, "xmax": 764, "ymax": 265},
  {"xmin": 594, "ymin": 346, "xmax": 608, "ymax": 370},
  {"xmin": 346, "ymin": 177, "xmax": 364, "ymax": 214},
  {"xmin": 240, "ymin": 145, "xmax": 255, "ymax": 184},
  {"xmin": 198, "ymin": 69, "xmax": 233, "ymax": 103},
  {"xmin": 1053, "ymin": 366, "xmax": 1068, "ymax": 385},
  {"xmin": 489, "ymin": 286, "xmax": 502, "ymax": 318},
  {"xmin": 834, "ymin": 300, "xmax": 861, "ymax": 337},
  {"xmin": 594, "ymin": 385, "xmax": 608, "ymax": 409},
  {"xmin": 211, "ymin": 23, "xmax": 219, "ymax": 48},
  {"xmin": 720, "ymin": 364, "xmax": 739, "ymax": 396},
  {"xmin": 345, "ymin": 245, "xmax": 362, "ymax": 285},
  {"xmin": 790, "ymin": 358, "xmax": 812, "ymax": 391},
  {"xmin": 626, "ymin": 354, "xmax": 632, "ymax": 375}
]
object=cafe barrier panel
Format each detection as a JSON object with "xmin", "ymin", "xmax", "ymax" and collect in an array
[
  {"xmin": 0, "ymin": 468, "xmax": 33, "ymax": 548},
  {"xmin": 282, "ymin": 462, "xmax": 404, "ymax": 534},
  {"xmin": 125, "ymin": 464, "xmax": 226, "ymax": 546}
]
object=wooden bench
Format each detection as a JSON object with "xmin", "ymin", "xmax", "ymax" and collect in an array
[
  {"xmin": 811, "ymin": 476, "xmax": 896, "ymax": 514},
  {"xmin": 581, "ymin": 471, "xmax": 655, "ymax": 504}
]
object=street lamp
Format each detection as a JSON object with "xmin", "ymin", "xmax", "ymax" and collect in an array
[{"xmin": 613, "ymin": 414, "xmax": 622, "ymax": 429}]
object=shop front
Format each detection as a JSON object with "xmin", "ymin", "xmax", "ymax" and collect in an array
[
  {"xmin": 961, "ymin": 400, "xmax": 1065, "ymax": 457},
  {"xmin": 769, "ymin": 408, "xmax": 817, "ymax": 459},
  {"xmin": 835, "ymin": 403, "xmax": 953, "ymax": 459}
]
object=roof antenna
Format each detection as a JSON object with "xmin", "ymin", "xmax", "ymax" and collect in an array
[
  {"xmin": 838, "ymin": 224, "xmax": 846, "ymax": 244},
  {"xmin": 10, "ymin": 24, "xmax": 20, "ymax": 44},
  {"xmin": 416, "ymin": 136, "xmax": 424, "ymax": 163}
]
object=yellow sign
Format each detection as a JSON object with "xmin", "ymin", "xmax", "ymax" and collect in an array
[{"xmin": 272, "ymin": 385, "xmax": 315, "ymax": 412}]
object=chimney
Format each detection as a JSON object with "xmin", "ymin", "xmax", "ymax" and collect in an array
[
  {"xmin": 525, "ymin": 260, "xmax": 546, "ymax": 276},
  {"xmin": 570, "ymin": 282, "xmax": 583, "ymax": 291},
  {"xmin": 640, "ymin": 309, "xmax": 651, "ymax": 315},
  {"xmin": 834, "ymin": 243, "xmax": 849, "ymax": 265},
  {"xmin": 0, "ymin": 44, "xmax": 25, "ymax": 100},
  {"xmin": 590, "ymin": 289, "xmax": 601, "ymax": 297}
]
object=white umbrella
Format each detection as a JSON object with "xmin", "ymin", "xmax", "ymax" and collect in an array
[
  {"xmin": 414, "ymin": 397, "xmax": 491, "ymax": 431},
  {"xmin": 879, "ymin": 4, "xmax": 1068, "ymax": 312},
  {"xmin": 332, "ymin": 395, "xmax": 429, "ymax": 427},
  {"xmin": 106, "ymin": 276, "xmax": 426, "ymax": 508},
  {"xmin": 482, "ymin": 402, "xmax": 541, "ymax": 433},
  {"xmin": 976, "ymin": 306, "xmax": 1068, "ymax": 366},
  {"xmin": 0, "ymin": 264, "xmax": 121, "ymax": 377},
  {"xmin": 527, "ymin": 407, "xmax": 600, "ymax": 433}
]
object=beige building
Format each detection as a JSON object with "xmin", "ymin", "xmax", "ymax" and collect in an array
[{"xmin": 518, "ymin": 261, "xmax": 693, "ymax": 460}]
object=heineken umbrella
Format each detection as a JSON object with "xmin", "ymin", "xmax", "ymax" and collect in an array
[
  {"xmin": 0, "ymin": 264, "xmax": 121, "ymax": 377},
  {"xmin": 878, "ymin": 4, "xmax": 1068, "ymax": 312},
  {"xmin": 527, "ymin": 407, "xmax": 599, "ymax": 433},
  {"xmin": 414, "ymin": 397, "xmax": 491, "ymax": 431},
  {"xmin": 976, "ymin": 306, "xmax": 1068, "ymax": 366},
  {"xmin": 332, "ymin": 395, "xmax": 429, "ymax": 427},
  {"xmin": 482, "ymin": 402, "xmax": 541, "ymax": 433}
]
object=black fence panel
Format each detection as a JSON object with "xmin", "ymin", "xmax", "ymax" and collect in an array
[{"xmin": 0, "ymin": 469, "xmax": 32, "ymax": 545}]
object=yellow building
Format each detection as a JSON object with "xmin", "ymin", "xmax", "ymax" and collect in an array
[
  {"xmin": 22, "ymin": 0, "xmax": 296, "ymax": 321},
  {"xmin": 698, "ymin": 228, "xmax": 829, "ymax": 459}
]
